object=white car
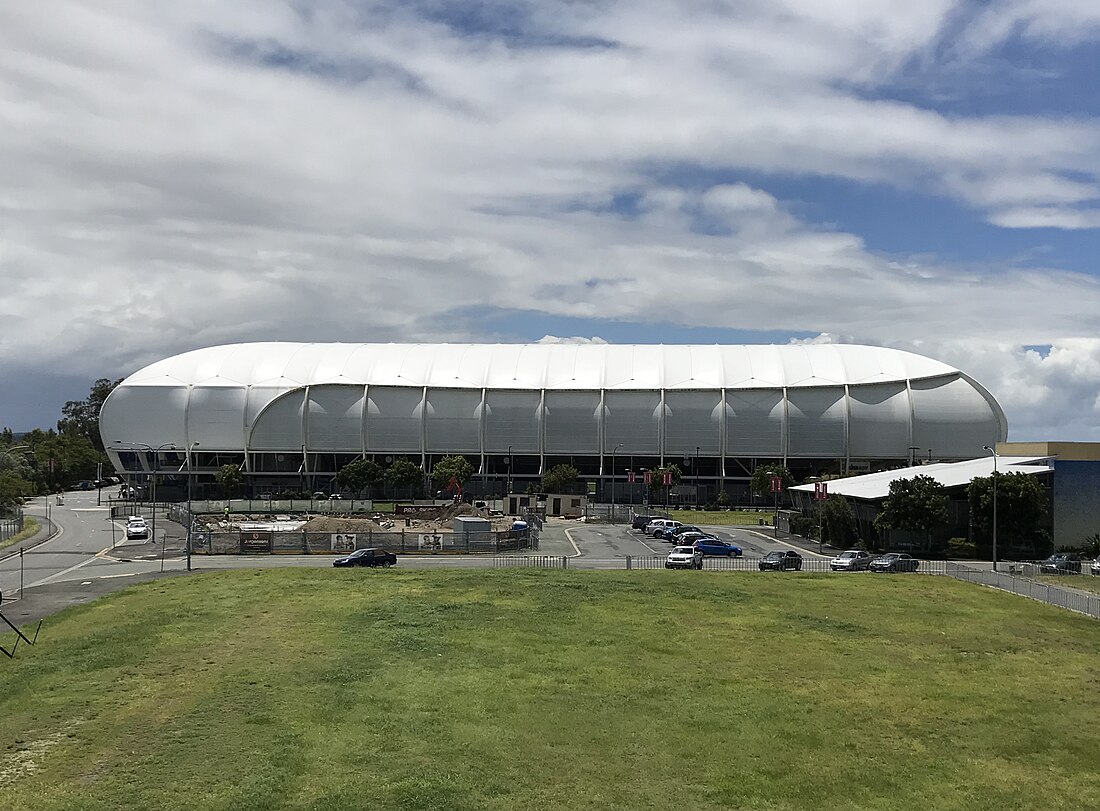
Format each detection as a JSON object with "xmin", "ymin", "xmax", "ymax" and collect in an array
[
  {"xmin": 665, "ymin": 545, "xmax": 703, "ymax": 570},
  {"xmin": 647, "ymin": 519, "xmax": 682, "ymax": 537},
  {"xmin": 125, "ymin": 517, "xmax": 149, "ymax": 539},
  {"xmin": 1090, "ymin": 557, "xmax": 1100, "ymax": 576}
]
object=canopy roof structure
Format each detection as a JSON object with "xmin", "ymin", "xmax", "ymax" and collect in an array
[
  {"xmin": 790, "ymin": 457, "xmax": 1052, "ymax": 501},
  {"xmin": 101, "ymin": 342, "xmax": 1007, "ymax": 473},
  {"xmin": 112, "ymin": 342, "xmax": 980, "ymax": 391}
]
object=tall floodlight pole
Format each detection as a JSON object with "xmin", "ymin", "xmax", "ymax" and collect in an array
[
  {"xmin": 611, "ymin": 443, "xmax": 623, "ymax": 523},
  {"xmin": 695, "ymin": 446, "xmax": 700, "ymax": 508},
  {"xmin": 983, "ymin": 445, "xmax": 999, "ymax": 572},
  {"xmin": 186, "ymin": 441, "xmax": 200, "ymax": 572}
]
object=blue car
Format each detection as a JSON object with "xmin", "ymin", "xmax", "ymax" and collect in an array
[{"xmin": 693, "ymin": 537, "xmax": 743, "ymax": 557}]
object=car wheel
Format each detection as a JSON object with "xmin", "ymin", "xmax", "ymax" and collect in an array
[{"xmin": 382, "ymin": 561, "xmax": 393, "ymax": 568}]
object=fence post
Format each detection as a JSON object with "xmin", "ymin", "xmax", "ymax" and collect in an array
[
  {"xmin": 562, "ymin": 556, "xmax": 568, "ymax": 569},
  {"xmin": 626, "ymin": 555, "xmax": 632, "ymax": 570}
]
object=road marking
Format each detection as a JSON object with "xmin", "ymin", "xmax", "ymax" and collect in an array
[{"xmin": 561, "ymin": 528, "xmax": 583, "ymax": 557}]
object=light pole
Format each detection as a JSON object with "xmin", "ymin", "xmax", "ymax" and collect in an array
[
  {"xmin": 983, "ymin": 445, "xmax": 998, "ymax": 572},
  {"xmin": 695, "ymin": 446, "xmax": 700, "ymax": 508},
  {"xmin": 186, "ymin": 442, "xmax": 199, "ymax": 572},
  {"xmin": 113, "ymin": 441, "xmax": 176, "ymax": 555},
  {"xmin": 610, "ymin": 443, "xmax": 623, "ymax": 523},
  {"xmin": 505, "ymin": 446, "xmax": 512, "ymax": 510}
]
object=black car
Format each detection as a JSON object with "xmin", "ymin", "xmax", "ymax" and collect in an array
[
  {"xmin": 758, "ymin": 550, "xmax": 803, "ymax": 571},
  {"xmin": 333, "ymin": 548, "xmax": 397, "ymax": 568},
  {"xmin": 631, "ymin": 515, "xmax": 660, "ymax": 530},
  {"xmin": 1039, "ymin": 553, "xmax": 1081, "ymax": 574},
  {"xmin": 668, "ymin": 525, "xmax": 704, "ymax": 542},
  {"xmin": 868, "ymin": 553, "xmax": 920, "ymax": 573}
]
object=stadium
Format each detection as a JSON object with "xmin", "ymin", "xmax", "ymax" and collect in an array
[{"xmin": 99, "ymin": 342, "xmax": 1006, "ymax": 501}]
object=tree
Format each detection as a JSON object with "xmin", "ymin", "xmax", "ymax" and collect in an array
[
  {"xmin": 336, "ymin": 458, "xmax": 385, "ymax": 498},
  {"xmin": 12, "ymin": 429, "xmax": 105, "ymax": 493},
  {"xmin": 968, "ymin": 472, "xmax": 1049, "ymax": 556},
  {"xmin": 820, "ymin": 495, "xmax": 857, "ymax": 548},
  {"xmin": 750, "ymin": 465, "xmax": 793, "ymax": 498},
  {"xmin": 647, "ymin": 464, "xmax": 682, "ymax": 499},
  {"xmin": 57, "ymin": 378, "xmax": 122, "ymax": 454},
  {"xmin": 541, "ymin": 464, "xmax": 579, "ymax": 494},
  {"xmin": 431, "ymin": 455, "xmax": 474, "ymax": 490},
  {"xmin": 0, "ymin": 470, "xmax": 31, "ymax": 514},
  {"xmin": 216, "ymin": 464, "xmax": 242, "ymax": 497},
  {"xmin": 385, "ymin": 458, "xmax": 423, "ymax": 494},
  {"xmin": 874, "ymin": 475, "xmax": 949, "ymax": 548}
]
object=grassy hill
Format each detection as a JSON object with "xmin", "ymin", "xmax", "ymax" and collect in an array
[{"xmin": 2, "ymin": 569, "xmax": 1099, "ymax": 810}]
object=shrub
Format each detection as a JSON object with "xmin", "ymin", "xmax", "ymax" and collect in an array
[{"xmin": 946, "ymin": 537, "xmax": 977, "ymax": 559}]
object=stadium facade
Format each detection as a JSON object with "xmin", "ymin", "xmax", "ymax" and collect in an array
[{"xmin": 99, "ymin": 342, "xmax": 1007, "ymax": 501}]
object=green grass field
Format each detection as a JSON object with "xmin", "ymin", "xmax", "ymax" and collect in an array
[
  {"xmin": 2, "ymin": 570, "xmax": 1099, "ymax": 810},
  {"xmin": 1037, "ymin": 573, "xmax": 1100, "ymax": 594},
  {"xmin": 669, "ymin": 509, "xmax": 775, "ymax": 525}
]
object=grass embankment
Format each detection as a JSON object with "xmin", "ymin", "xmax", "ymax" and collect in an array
[
  {"xmin": 669, "ymin": 508, "xmax": 775, "ymax": 526},
  {"xmin": 2, "ymin": 571, "xmax": 1100, "ymax": 810},
  {"xmin": 0, "ymin": 516, "xmax": 40, "ymax": 551}
]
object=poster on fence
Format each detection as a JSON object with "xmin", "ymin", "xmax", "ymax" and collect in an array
[
  {"xmin": 331, "ymin": 533, "xmax": 356, "ymax": 552},
  {"xmin": 418, "ymin": 533, "xmax": 444, "ymax": 551}
]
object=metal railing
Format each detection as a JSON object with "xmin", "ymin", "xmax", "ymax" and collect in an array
[
  {"xmin": 944, "ymin": 562, "xmax": 1100, "ymax": 619},
  {"xmin": 190, "ymin": 528, "xmax": 537, "ymax": 556},
  {"xmin": 492, "ymin": 555, "xmax": 568, "ymax": 569},
  {"xmin": 0, "ymin": 512, "xmax": 23, "ymax": 543}
]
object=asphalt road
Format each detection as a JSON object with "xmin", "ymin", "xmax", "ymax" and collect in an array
[{"xmin": 0, "ymin": 492, "xmax": 835, "ymax": 627}]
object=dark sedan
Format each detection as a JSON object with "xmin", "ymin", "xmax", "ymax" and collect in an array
[
  {"xmin": 631, "ymin": 515, "xmax": 660, "ymax": 530},
  {"xmin": 1039, "ymin": 553, "xmax": 1081, "ymax": 574},
  {"xmin": 333, "ymin": 548, "xmax": 397, "ymax": 568},
  {"xmin": 758, "ymin": 550, "xmax": 802, "ymax": 571},
  {"xmin": 869, "ymin": 553, "xmax": 919, "ymax": 573},
  {"xmin": 694, "ymin": 537, "xmax": 743, "ymax": 557}
]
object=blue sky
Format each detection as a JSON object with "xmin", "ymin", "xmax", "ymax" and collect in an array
[{"xmin": 2, "ymin": 0, "xmax": 1100, "ymax": 440}]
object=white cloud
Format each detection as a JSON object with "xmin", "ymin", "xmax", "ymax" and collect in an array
[{"xmin": 1, "ymin": 2, "xmax": 1100, "ymax": 439}]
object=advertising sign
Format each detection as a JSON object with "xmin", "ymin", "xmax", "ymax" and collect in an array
[
  {"xmin": 418, "ymin": 533, "xmax": 444, "ymax": 551},
  {"xmin": 331, "ymin": 533, "xmax": 356, "ymax": 552}
]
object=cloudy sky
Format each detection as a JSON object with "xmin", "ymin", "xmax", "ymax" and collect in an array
[{"xmin": 2, "ymin": 1, "xmax": 1100, "ymax": 439}]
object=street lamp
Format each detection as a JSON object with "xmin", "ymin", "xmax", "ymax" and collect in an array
[
  {"xmin": 186, "ymin": 442, "xmax": 199, "ymax": 572},
  {"xmin": 983, "ymin": 445, "xmax": 998, "ymax": 572},
  {"xmin": 113, "ymin": 441, "xmax": 176, "ymax": 555},
  {"xmin": 610, "ymin": 443, "xmax": 624, "ymax": 523}
]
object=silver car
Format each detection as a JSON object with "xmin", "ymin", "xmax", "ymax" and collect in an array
[
  {"xmin": 1090, "ymin": 558, "xmax": 1100, "ymax": 576},
  {"xmin": 830, "ymin": 550, "xmax": 873, "ymax": 571}
]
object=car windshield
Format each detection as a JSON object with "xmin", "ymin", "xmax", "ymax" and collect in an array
[
  {"xmin": 348, "ymin": 549, "xmax": 369, "ymax": 557},
  {"xmin": 881, "ymin": 554, "xmax": 899, "ymax": 560},
  {"xmin": 673, "ymin": 547, "xmax": 694, "ymax": 554},
  {"xmin": 839, "ymin": 551, "xmax": 857, "ymax": 559},
  {"xmin": 764, "ymin": 552, "xmax": 782, "ymax": 560}
]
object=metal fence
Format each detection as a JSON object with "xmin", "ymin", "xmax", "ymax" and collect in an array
[
  {"xmin": 945, "ymin": 562, "xmax": 1100, "ymax": 619},
  {"xmin": 0, "ymin": 512, "xmax": 23, "ymax": 542},
  {"xmin": 492, "ymin": 555, "xmax": 569, "ymax": 569},
  {"xmin": 191, "ymin": 527, "xmax": 538, "ymax": 556}
]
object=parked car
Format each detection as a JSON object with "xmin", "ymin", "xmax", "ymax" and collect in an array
[
  {"xmin": 125, "ymin": 517, "xmax": 149, "ymax": 540},
  {"xmin": 1091, "ymin": 557, "xmax": 1100, "ymax": 576},
  {"xmin": 674, "ymin": 531, "xmax": 711, "ymax": 545},
  {"xmin": 667, "ymin": 525, "xmax": 704, "ymax": 542},
  {"xmin": 333, "ymin": 548, "xmax": 398, "ymax": 568},
  {"xmin": 758, "ymin": 550, "xmax": 802, "ymax": 571},
  {"xmin": 869, "ymin": 553, "xmax": 919, "ymax": 573},
  {"xmin": 694, "ymin": 537, "xmax": 743, "ymax": 557},
  {"xmin": 665, "ymin": 545, "xmax": 703, "ymax": 570},
  {"xmin": 646, "ymin": 519, "xmax": 682, "ymax": 537},
  {"xmin": 632, "ymin": 514, "xmax": 660, "ymax": 530},
  {"xmin": 1039, "ymin": 553, "xmax": 1081, "ymax": 574},
  {"xmin": 830, "ymin": 550, "xmax": 873, "ymax": 571}
]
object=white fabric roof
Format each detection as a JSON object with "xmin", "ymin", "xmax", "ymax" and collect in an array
[
  {"xmin": 120, "ymin": 342, "xmax": 970, "ymax": 391},
  {"xmin": 792, "ymin": 457, "xmax": 1053, "ymax": 500}
]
